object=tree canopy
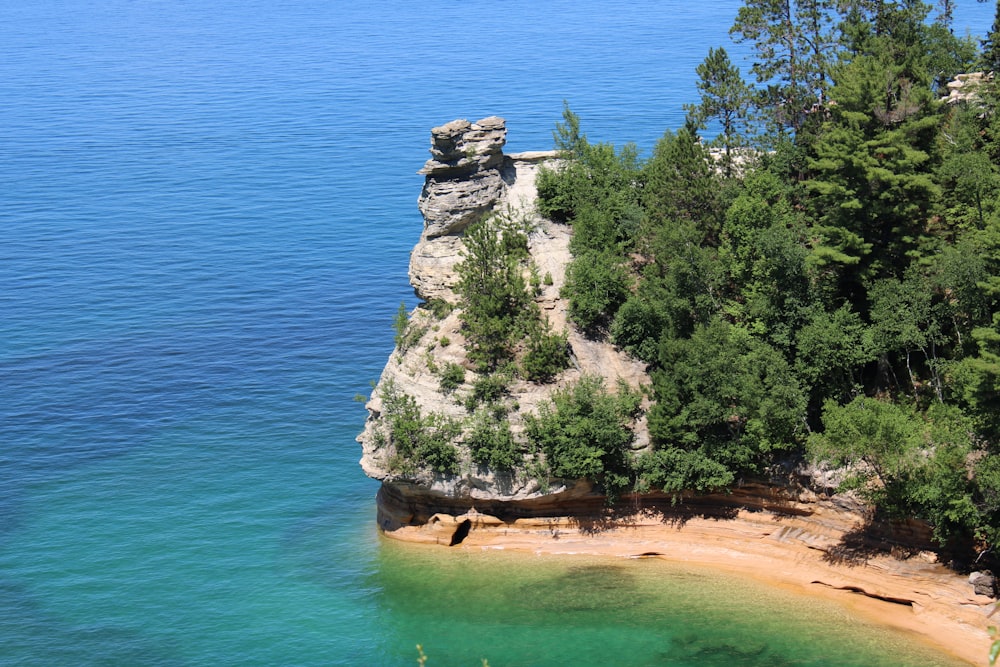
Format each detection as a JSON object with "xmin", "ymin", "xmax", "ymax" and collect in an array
[{"xmin": 535, "ymin": 0, "xmax": 1000, "ymax": 558}]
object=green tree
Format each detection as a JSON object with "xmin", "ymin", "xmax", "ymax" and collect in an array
[
  {"xmin": 562, "ymin": 250, "xmax": 631, "ymax": 335},
  {"xmin": 438, "ymin": 362, "xmax": 466, "ymax": 394},
  {"xmin": 982, "ymin": 0, "xmax": 1000, "ymax": 72},
  {"xmin": 803, "ymin": 45, "xmax": 941, "ymax": 289},
  {"xmin": 952, "ymin": 314, "xmax": 1000, "ymax": 441},
  {"xmin": 650, "ymin": 318, "xmax": 807, "ymax": 474},
  {"xmin": 622, "ymin": 216, "xmax": 725, "ymax": 353},
  {"xmin": 455, "ymin": 212, "xmax": 535, "ymax": 370},
  {"xmin": 868, "ymin": 272, "xmax": 948, "ymax": 399},
  {"xmin": 525, "ymin": 376, "xmax": 640, "ymax": 499},
  {"xmin": 537, "ymin": 107, "xmax": 640, "ymax": 227},
  {"xmin": 808, "ymin": 399, "xmax": 990, "ymax": 547},
  {"xmin": 935, "ymin": 0, "xmax": 955, "ymax": 28},
  {"xmin": 938, "ymin": 103, "xmax": 1000, "ymax": 231},
  {"xmin": 946, "ymin": 215, "xmax": 1000, "ymax": 440},
  {"xmin": 807, "ymin": 396, "xmax": 922, "ymax": 508},
  {"xmin": 552, "ymin": 100, "xmax": 587, "ymax": 157},
  {"xmin": 794, "ymin": 304, "xmax": 874, "ymax": 409},
  {"xmin": 610, "ymin": 292, "xmax": 667, "ymax": 364},
  {"xmin": 838, "ymin": 1, "xmax": 931, "ymax": 65},
  {"xmin": 521, "ymin": 324, "xmax": 570, "ymax": 383},
  {"xmin": 730, "ymin": 0, "xmax": 836, "ymax": 133},
  {"xmin": 720, "ymin": 170, "xmax": 812, "ymax": 348},
  {"xmin": 467, "ymin": 411, "xmax": 522, "ymax": 470},
  {"xmin": 377, "ymin": 379, "xmax": 461, "ymax": 475},
  {"xmin": 687, "ymin": 47, "xmax": 755, "ymax": 175},
  {"xmin": 640, "ymin": 126, "xmax": 721, "ymax": 234},
  {"xmin": 393, "ymin": 301, "xmax": 427, "ymax": 353},
  {"xmin": 635, "ymin": 447, "xmax": 735, "ymax": 495}
]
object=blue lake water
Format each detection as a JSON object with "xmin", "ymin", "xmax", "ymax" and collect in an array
[{"xmin": 1, "ymin": 1, "xmax": 993, "ymax": 664}]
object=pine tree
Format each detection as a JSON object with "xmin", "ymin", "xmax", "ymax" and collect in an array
[
  {"xmin": 731, "ymin": 0, "xmax": 806, "ymax": 132},
  {"xmin": 983, "ymin": 0, "xmax": 1000, "ymax": 73},
  {"xmin": 730, "ymin": 0, "xmax": 837, "ymax": 134},
  {"xmin": 687, "ymin": 47, "xmax": 755, "ymax": 176}
]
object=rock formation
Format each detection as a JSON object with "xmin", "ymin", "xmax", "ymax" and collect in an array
[
  {"xmin": 358, "ymin": 116, "xmax": 644, "ymax": 505},
  {"xmin": 944, "ymin": 71, "xmax": 993, "ymax": 105},
  {"xmin": 358, "ymin": 118, "xmax": 923, "ymax": 541},
  {"xmin": 970, "ymin": 570, "xmax": 997, "ymax": 597},
  {"xmin": 356, "ymin": 118, "xmax": 997, "ymax": 665},
  {"xmin": 409, "ymin": 117, "xmax": 515, "ymax": 303}
]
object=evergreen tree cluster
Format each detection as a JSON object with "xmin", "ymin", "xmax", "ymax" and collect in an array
[{"xmin": 537, "ymin": 0, "xmax": 1000, "ymax": 556}]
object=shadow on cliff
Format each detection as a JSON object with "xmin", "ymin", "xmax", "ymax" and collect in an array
[
  {"xmin": 567, "ymin": 507, "xmax": 641, "ymax": 535},
  {"xmin": 562, "ymin": 494, "xmax": 742, "ymax": 534},
  {"xmin": 819, "ymin": 512, "xmax": 979, "ymax": 571}
]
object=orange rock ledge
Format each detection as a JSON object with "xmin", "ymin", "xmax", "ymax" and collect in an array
[{"xmin": 376, "ymin": 482, "xmax": 997, "ymax": 666}]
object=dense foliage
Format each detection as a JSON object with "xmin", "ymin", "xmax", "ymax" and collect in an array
[
  {"xmin": 374, "ymin": 379, "xmax": 461, "ymax": 475},
  {"xmin": 536, "ymin": 0, "xmax": 1000, "ymax": 555},
  {"xmin": 525, "ymin": 376, "xmax": 642, "ymax": 500},
  {"xmin": 454, "ymin": 210, "xmax": 571, "ymax": 380}
]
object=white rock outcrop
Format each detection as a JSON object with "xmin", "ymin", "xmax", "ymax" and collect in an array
[
  {"xmin": 358, "ymin": 118, "xmax": 647, "ymax": 503},
  {"xmin": 944, "ymin": 71, "xmax": 992, "ymax": 105},
  {"xmin": 409, "ymin": 117, "xmax": 516, "ymax": 302}
]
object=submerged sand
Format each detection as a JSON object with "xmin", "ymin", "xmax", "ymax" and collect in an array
[{"xmin": 382, "ymin": 504, "xmax": 996, "ymax": 666}]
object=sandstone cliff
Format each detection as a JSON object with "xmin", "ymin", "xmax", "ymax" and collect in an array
[
  {"xmin": 359, "ymin": 116, "xmax": 648, "ymax": 504},
  {"xmin": 356, "ymin": 118, "xmax": 996, "ymax": 663},
  {"xmin": 357, "ymin": 118, "xmax": 928, "ymax": 539}
]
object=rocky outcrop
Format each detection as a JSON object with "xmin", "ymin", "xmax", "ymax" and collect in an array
[
  {"xmin": 361, "ymin": 119, "xmax": 839, "ymax": 522},
  {"xmin": 357, "ymin": 119, "xmax": 996, "ymax": 666},
  {"xmin": 358, "ymin": 122, "xmax": 641, "ymax": 502},
  {"xmin": 409, "ymin": 117, "xmax": 522, "ymax": 302},
  {"xmin": 944, "ymin": 71, "xmax": 993, "ymax": 105},
  {"xmin": 417, "ymin": 116, "xmax": 509, "ymax": 238},
  {"xmin": 970, "ymin": 570, "xmax": 997, "ymax": 597}
]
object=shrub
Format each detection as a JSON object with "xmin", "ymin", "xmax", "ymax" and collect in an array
[
  {"xmin": 438, "ymin": 362, "xmax": 466, "ymax": 394},
  {"xmin": 525, "ymin": 376, "xmax": 639, "ymax": 500},
  {"xmin": 530, "ymin": 264, "xmax": 543, "ymax": 296},
  {"xmin": 425, "ymin": 298, "xmax": 454, "ymax": 319},
  {"xmin": 521, "ymin": 327, "xmax": 570, "ymax": 383},
  {"xmin": 392, "ymin": 302, "xmax": 427, "ymax": 353},
  {"xmin": 610, "ymin": 295, "xmax": 665, "ymax": 364},
  {"xmin": 392, "ymin": 301, "xmax": 409, "ymax": 348},
  {"xmin": 378, "ymin": 379, "xmax": 460, "ymax": 475},
  {"xmin": 415, "ymin": 413, "xmax": 462, "ymax": 474},
  {"xmin": 464, "ymin": 371, "xmax": 511, "ymax": 412},
  {"xmin": 634, "ymin": 448, "xmax": 734, "ymax": 495},
  {"xmin": 466, "ymin": 411, "xmax": 521, "ymax": 470},
  {"xmin": 562, "ymin": 250, "xmax": 630, "ymax": 335}
]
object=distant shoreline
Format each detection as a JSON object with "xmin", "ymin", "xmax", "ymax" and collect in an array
[{"xmin": 378, "ymin": 496, "xmax": 993, "ymax": 666}]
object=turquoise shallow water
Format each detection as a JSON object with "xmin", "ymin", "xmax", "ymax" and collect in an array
[
  {"xmin": 375, "ymin": 544, "xmax": 968, "ymax": 667},
  {"xmin": 0, "ymin": 1, "xmax": 992, "ymax": 665}
]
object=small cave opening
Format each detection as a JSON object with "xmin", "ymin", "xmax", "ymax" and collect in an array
[{"xmin": 449, "ymin": 519, "xmax": 472, "ymax": 546}]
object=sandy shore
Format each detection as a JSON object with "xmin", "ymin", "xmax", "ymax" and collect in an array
[{"xmin": 382, "ymin": 504, "xmax": 996, "ymax": 665}]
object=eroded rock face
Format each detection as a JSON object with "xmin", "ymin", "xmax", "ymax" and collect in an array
[
  {"xmin": 361, "ymin": 120, "xmax": 840, "ymax": 532},
  {"xmin": 410, "ymin": 117, "xmax": 515, "ymax": 302},
  {"xmin": 970, "ymin": 570, "xmax": 997, "ymax": 597},
  {"xmin": 355, "ymin": 122, "xmax": 996, "ymax": 660},
  {"xmin": 945, "ymin": 71, "xmax": 992, "ymax": 105},
  {"xmin": 359, "ymin": 121, "xmax": 632, "ymax": 506}
]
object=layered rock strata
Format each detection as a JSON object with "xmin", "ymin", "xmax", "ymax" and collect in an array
[{"xmin": 410, "ymin": 116, "xmax": 515, "ymax": 303}]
